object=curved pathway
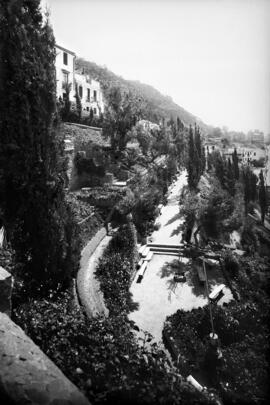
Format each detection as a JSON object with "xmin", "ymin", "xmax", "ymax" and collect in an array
[{"xmin": 77, "ymin": 228, "xmax": 110, "ymax": 318}]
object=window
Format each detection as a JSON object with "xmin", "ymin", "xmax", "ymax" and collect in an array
[
  {"xmin": 93, "ymin": 90, "xmax": 97, "ymax": 101},
  {"xmin": 86, "ymin": 107, "xmax": 89, "ymax": 111},
  {"xmin": 94, "ymin": 108, "xmax": 97, "ymax": 114},
  {"xmin": 87, "ymin": 88, "xmax": 90, "ymax": 102},
  {"xmin": 63, "ymin": 52, "xmax": 68, "ymax": 65},
  {"xmin": 79, "ymin": 85, "xmax": 83, "ymax": 98},
  {"xmin": 62, "ymin": 71, "xmax": 69, "ymax": 89}
]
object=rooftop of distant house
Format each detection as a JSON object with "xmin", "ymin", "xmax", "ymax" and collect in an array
[{"xmin": 55, "ymin": 44, "xmax": 76, "ymax": 56}]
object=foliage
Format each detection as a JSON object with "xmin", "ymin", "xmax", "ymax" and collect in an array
[
  {"xmin": 103, "ymin": 86, "xmax": 142, "ymax": 152},
  {"xmin": 222, "ymin": 251, "xmax": 239, "ymax": 279},
  {"xmin": 132, "ymin": 189, "xmax": 161, "ymax": 238},
  {"xmin": 241, "ymin": 166, "xmax": 257, "ymax": 214},
  {"xmin": 13, "ymin": 221, "xmax": 212, "ymax": 404},
  {"xmin": 14, "ymin": 289, "xmax": 211, "ymax": 405},
  {"xmin": 74, "ymin": 153, "xmax": 106, "ymax": 177},
  {"xmin": 95, "ymin": 224, "xmax": 137, "ymax": 314},
  {"xmin": 75, "ymin": 82, "xmax": 82, "ymax": 120},
  {"xmin": 130, "ymin": 123, "xmax": 153, "ymax": 155},
  {"xmin": 164, "ymin": 257, "xmax": 270, "ymax": 404},
  {"xmin": 187, "ymin": 125, "xmax": 205, "ymax": 190},
  {"xmin": 180, "ymin": 175, "xmax": 234, "ymax": 242},
  {"xmin": 75, "ymin": 58, "xmax": 211, "ymax": 133},
  {"xmin": 0, "ymin": 1, "xmax": 75, "ymax": 286},
  {"xmin": 232, "ymin": 148, "xmax": 239, "ymax": 180},
  {"xmin": 59, "ymin": 82, "xmax": 72, "ymax": 120},
  {"xmin": 258, "ymin": 169, "xmax": 267, "ymax": 224}
]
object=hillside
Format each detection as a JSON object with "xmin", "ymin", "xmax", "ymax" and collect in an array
[{"xmin": 76, "ymin": 57, "xmax": 211, "ymax": 133}]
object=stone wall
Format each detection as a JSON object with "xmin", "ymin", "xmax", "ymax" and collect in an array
[
  {"xmin": 0, "ymin": 266, "xmax": 12, "ymax": 316},
  {"xmin": 77, "ymin": 227, "xmax": 108, "ymax": 318},
  {"xmin": 0, "ymin": 312, "xmax": 90, "ymax": 405}
]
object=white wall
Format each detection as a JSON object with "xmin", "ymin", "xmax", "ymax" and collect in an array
[{"xmin": 55, "ymin": 45, "xmax": 75, "ymax": 100}]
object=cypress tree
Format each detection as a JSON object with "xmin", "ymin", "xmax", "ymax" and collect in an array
[
  {"xmin": 214, "ymin": 152, "xmax": 226, "ymax": 187},
  {"xmin": 75, "ymin": 82, "xmax": 82, "ymax": 121},
  {"xmin": 258, "ymin": 170, "xmax": 267, "ymax": 224},
  {"xmin": 187, "ymin": 126, "xmax": 196, "ymax": 189},
  {"xmin": 242, "ymin": 167, "xmax": 257, "ymax": 215},
  {"xmin": 226, "ymin": 158, "xmax": 235, "ymax": 195},
  {"xmin": 0, "ymin": 0, "xmax": 72, "ymax": 286},
  {"xmin": 89, "ymin": 107, "xmax": 94, "ymax": 123},
  {"xmin": 232, "ymin": 148, "xmax": 239, "ymax": 180}
]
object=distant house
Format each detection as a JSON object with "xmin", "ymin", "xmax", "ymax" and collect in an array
[
  {"xmin": 222, "ymin": 146, "xmax": 265, "ymax": 165},
  {"xmin": 138, "ymin": 120, "xmax": 160, "ymax": 131},
  {"xmin": 55, "ymin": 44, "xmax": 104, "ymax": 117},
  {"xmin": 240, "ymin": 147, "xmax": 265, "ymax": 165},
  {"xmin": 247, "ymin": 130, "xmax": 265, "ymax": 145},
  {"xmin": 75, "ymin": 71, "xmax": 104, "ymax": 117}
]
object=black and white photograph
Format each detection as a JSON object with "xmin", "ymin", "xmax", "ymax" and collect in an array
[{"xmin": 0, "ymin": 0, "xmax": 269, "ymax": 404}]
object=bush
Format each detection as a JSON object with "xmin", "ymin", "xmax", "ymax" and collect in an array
[
  {"xmin": 95, "ymin": 223, "xmax": 137, "ymax": 315},
  {"xmin": 163, "ymin": 253, "xmax": 270, "ymax": 404},
  {"xmin": 13, "ymin": 291, "xmax": 209, "ymax": 405},
  {"xmin": 223, "ymin": 252, "xmax": 239, "ymax": 279}
]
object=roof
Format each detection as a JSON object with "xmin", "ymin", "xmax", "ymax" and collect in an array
[{"xmin": 56, "ymin": 44, "xmax": 76, "ymax": 56}]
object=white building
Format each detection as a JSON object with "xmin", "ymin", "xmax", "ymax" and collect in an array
[
  {"xmin": 55, "ymin": 44, "xmax": 76, "ymax": 101},
  {"xmin": 75, "ymin": 72, "xmax": 104, "ymax": 116},
  {"xmin": 55, "ymin": 44, "xmax": 104, "ymax": 117},
  {"xmin": 138, "ymin": 120, "xmax": 160, "ymax": 131},
  {"xmin": 222, "ymin": 146, "xmax": 265, "ymax": 165}
]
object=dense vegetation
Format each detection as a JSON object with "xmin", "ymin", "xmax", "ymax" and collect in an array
[
  {"xmin": 0, "ymin": 0, "xmax": 78, "ymax": 291},
  {"xmin": 165, "ymin": 132, "xmax": 270, "ymax": 404},
  {"xmin": 1, "ymin": 3, "xmax": 269, "ymax": 405},
  {"xmin": 163, "ymin": 254, "xmax": 270, "ymax": 404},
  {"xmin": 75, "ymin": 57, "xmax": 211, "ymax": 132},
  {"xmin": 13, "ymin": 224, "xmax": 213, "ymax": 405}
]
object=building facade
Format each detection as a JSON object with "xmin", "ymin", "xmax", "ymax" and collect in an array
[
  {"xmin": 75, "ymin": 72, "xmax": 104, "ymax": 116},
  {"xmin": 55, "ymin": 44, "xmax": 104, "ymax": 117},
  {"xmin": 55, "ymin": 44, "xmax": 76, "ymax": 102}
]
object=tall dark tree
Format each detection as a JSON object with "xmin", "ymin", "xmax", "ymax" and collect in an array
[
  {"xmin": 226, "ymin": 158, "xmax": 235, "ymax": 195},
  {"xmin": 242, "ymin": 167, "xmax": 257, "ymax": 214},
  {"xmin": 89, "ymin": 107, "xmax": 94, "ymax": 123},
  {"xmin": 0, "ymin": 0, "xmax": 72, "ymax": 285},
  {"xmin": 213, "ymin": 152, "xmax": 226, "ymax": 187},
  {"xmin": 232, "ymin": 148, "xmax": 239, "ymax": 180},
  {"xmin": 258, "ymin": 170, "xmax": 267, "ymax": 224},
  {"xmin": 75, "ymin": 82, "xmax": 82, "ymax": 120},
  {"xmin": 60, "ymin": 82, "xmax": 72, "ymax": 120},
  {"xmin": 177, "ymin": 116, "xmax": 184, "ymax": 132},
  {"xmin": 187, "ymin": 126, "xmax": 197, "ymax": 189},
  {"xmin": 194, "ymin": 124, "xmax": 205, "ymax": 176}
]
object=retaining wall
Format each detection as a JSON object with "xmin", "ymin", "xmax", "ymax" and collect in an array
[
  {"xmin": 77, "ymin": 227, "xmax": 109, "ymax": 317},
  {"xmin": 0, "ymin": 312, "xmax": 90, "ymax": 405}
]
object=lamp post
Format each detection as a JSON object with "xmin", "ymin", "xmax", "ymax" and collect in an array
[
  {"xmin": 202, "ymin": 258, "xmax": 215, "ymax": 336},
  {"xmin": 202, "ymin": 258, "xmax": 222, "ymax": 357}
]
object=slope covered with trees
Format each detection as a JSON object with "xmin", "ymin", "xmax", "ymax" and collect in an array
[{"xmin": 76, "ymin": 57, "xmax": 211, "ymax": 132}]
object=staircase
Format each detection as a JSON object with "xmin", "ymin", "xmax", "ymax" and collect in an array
[{"xmin": 147, "ymin": 243, "xmax": 184, "ymax": 256}]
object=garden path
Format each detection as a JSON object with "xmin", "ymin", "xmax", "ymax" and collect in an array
[{"xmin": 129, "ymin": 171, "xmax": 233, "ymax": 342}]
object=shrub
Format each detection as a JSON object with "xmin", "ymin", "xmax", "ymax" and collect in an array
[
  {"xmin": 95, "ymin": 223, "xmax": 137, "ymax": 315},
  {"xmin": 223, "ymin": 252, "xmax": 239, "ymax": 279},
  {"xmin": 13, "ymin": 291, "xmax": 209, "ymax": 405}
]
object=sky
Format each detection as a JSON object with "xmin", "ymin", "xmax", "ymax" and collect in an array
[{"xmin": 42, "ymin": 0, "xmax": 270, "ymax": 134}]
